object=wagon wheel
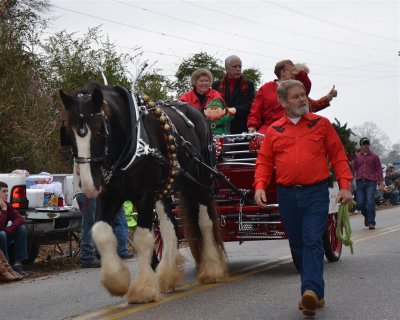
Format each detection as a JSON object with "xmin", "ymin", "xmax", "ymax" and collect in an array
[{"xmin": 323, "ymin": 212, "xmax": 343, "ymax": 262}]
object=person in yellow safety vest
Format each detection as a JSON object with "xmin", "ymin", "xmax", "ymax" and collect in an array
[{"xmin": 123, "ymin": 200, "xmax": 138, "ymax": 229}]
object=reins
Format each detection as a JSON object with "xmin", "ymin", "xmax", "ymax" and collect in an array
[{"xmin": 336, "ymin": 201, "xmax": 356, "ymax": 254}]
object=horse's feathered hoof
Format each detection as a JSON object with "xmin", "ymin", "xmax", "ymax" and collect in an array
[
  {"xmin": 127, "ymin": 279, "xmax": 161, "ymax": 303},
  {"xmin": 100, "ymin": 260, "xmax": 131, "ymax": 297},
  {"xmin": 157, "ymin": 253, "xmax": 185, "ymax": 293},
  {"xmin": 197, "ymin": 257, "xmax": 228, "ymax": 284}
]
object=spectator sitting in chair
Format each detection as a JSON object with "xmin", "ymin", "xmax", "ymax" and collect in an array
[
  {"xmin": 383, "ymin": 163, "xmax": 400, "ymax": 205},
  {"xmin": 0, "ymin": 181, "xmax": 29, "ymax": 277}
]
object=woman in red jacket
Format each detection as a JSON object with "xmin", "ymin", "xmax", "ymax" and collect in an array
[{"xmin": 179, "ymin": 68, "xmax": 222, "ymax": 112}]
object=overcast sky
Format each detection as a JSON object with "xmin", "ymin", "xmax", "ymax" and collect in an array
[{"xmin": 46, "ymin": 0, "xmax": 399, "ymax": 145}]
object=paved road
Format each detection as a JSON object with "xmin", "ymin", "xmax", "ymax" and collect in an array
[{"xmin": 1, "ymin": 206, "xmax": 399, "ymax": 320}]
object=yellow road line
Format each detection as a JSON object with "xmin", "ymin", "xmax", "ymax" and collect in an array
[
  {"xmin": 74, "ymin": 257, "xmax": 290, "ymax": 320},
  {"xmin": 98, "ymin": 261, "xmax": 286, "ymax": 320},
  {"xmin": 75, "ymin": 224, "xmax": 400, "ymax": 320}
]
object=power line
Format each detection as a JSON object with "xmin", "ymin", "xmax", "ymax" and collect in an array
[
  {"xmin": 265, "ymin": 0, "xmax": 399, "ymax": 43},
  {"xmin": 50, "ymin": 3, "xmax": 397, "ymax": 74},
  {"xmin": 49, "ymin": 4, "xmax": 283, "ymax": 60},
  {"xmin": 114, "ymin": 0, "xmax": 389, "ymax": 65},
  {"xmin": 47, "ymin": 1, "xmax": 396, "ymax": 79},
  {"xmin": 180, "ymin": 0, "xmax": 395, "ymax": 53}
]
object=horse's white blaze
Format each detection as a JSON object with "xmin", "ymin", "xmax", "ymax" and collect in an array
[
  {"xmin": 197, "ymin": 204, "xmax": 227, "ymax": 283},
  {"xmin": 91, "ymin": 221, "xmax": 130, "ymax": 296},
  {"xmin": 73, "ymin": 127, "xmax": 98, "ymax": 197},
  {"xmin": 127, "ymin": 227, "xmax": 161, "ymax": 303},
  {"xmin": 155, "ymin": 201, "xmax": 184, "ymax": 292}
]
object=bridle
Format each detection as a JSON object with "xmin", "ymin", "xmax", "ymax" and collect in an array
[{"xmin": 73, "ymin": 93, "xmax": 111, "ymax": 165}]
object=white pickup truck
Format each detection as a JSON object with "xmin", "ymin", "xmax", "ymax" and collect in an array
[{"xmin": 0, "ymin": 172, "xmax": 81, "ymax": 262}]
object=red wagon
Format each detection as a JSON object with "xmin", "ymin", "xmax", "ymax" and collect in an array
[{"xmin": 153, "ymin": 133, "xmax": 343, "ymax": 269}]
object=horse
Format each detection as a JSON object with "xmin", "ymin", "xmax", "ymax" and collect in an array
[{"xmin": 59, "ymin": 82, "xmax": 227, "ymax": 303}]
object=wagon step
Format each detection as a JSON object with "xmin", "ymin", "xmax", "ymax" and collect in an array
[{"xmin": 220, "ymin": 213, "xmax": 281, "ymax": 220}]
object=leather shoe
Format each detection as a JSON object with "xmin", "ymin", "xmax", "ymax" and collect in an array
[
  {"xmin": 12, "ymin": 265, "xmax": 29, "ymax": 277},
  {"xmin": 80, "ymin": 259, "xmax": 101, "ymax": 268},
  {"xmin": 299, "ymin": 297, "xmax": 325, "ymax": 310},
  {"xmin": 301, "ymin": 290, "xmax": 319, "ymax": 316},
  {"xmin": 368, "ymin": 224, "xmax": 376, "ymax": 230},
  {"xmin": 364, "ymin": 219, "xmax": 368, "ymax": 227},
  {"xmin": 118, "ymin": 252, "xmax": 134, "ymax": 260}
]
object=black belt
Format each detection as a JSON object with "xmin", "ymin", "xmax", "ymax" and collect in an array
[{"xmin": 279, "ymin": 179, "xmax": 329, "ymax": 190}]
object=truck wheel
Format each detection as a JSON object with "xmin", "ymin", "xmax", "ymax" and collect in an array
[
  {"xmin": 323, "ymin": 213, "xmax": 342, "ymax": 262},
  {"xmin": 25, "ymin": 243, "xmax": 40, "ymax": 264}
]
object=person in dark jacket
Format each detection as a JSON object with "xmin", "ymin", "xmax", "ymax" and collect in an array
[
  {"xmin": 0, "ymin": 181, "xmax": 29, "ymax": 277},
  {"xmin": 212, "ymin": 55, "xmax": 255, "ymax": 134}
]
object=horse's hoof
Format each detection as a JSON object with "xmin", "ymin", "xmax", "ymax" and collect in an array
[
  {"xmin": 197, "ymin": 261, "xmax": 227, "ymax": 284},
  {"xmin": 101, "ymin": 260, "xmax": 131, "ymax": 296},
  {"xmin": 127, "ymin": 287, "xmax": 161, "ymax": 304}
]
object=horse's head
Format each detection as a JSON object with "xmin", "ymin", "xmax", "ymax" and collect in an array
[{"xmin": 60, "ymin": 83, "xmax": 111, "ymax": 197}]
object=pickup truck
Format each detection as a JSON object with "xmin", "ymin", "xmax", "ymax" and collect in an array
[{"xmin": 0, "ymin": 172, "xmax": 82, "ymax": 263}]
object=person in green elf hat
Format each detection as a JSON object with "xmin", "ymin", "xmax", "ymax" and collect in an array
[{"xmin": 204, "ymin": 98, "xmax": 236, "ymax": 135}]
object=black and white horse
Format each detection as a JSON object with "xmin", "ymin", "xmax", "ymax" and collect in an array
[{"xmin": 60, "ymin": 82, "xmax": 227, "ymax": 303}]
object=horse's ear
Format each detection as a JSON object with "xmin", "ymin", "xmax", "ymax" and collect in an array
[
  {"xmin": 92, "ymin": 88, "xmax": 104, "ymax": 113},
  {"xmin": 59, "ymin": 90, "xmax": 74, "ymax": 110}
]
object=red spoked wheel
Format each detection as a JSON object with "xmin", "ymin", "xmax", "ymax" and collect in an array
[{"xmin": 323, "ymin": 212, "xmax": 343, "ymax": 262}]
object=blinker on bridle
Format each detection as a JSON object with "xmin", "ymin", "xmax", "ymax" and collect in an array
[{"xmin": 74, "ymin": 92, "xmax": 111, "ymax": 164}]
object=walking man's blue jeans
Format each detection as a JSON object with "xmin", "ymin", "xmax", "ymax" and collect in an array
[
  {"xmin": 277, "ymin": 182, "xmax": 329, "ymax": 299},
  {"xmin": 75, "ymin": 193, "xmax": 97, "ymax": 264},
  {"xmin": 114, "ymin": 207, "xmax": 129, "ymax": 256},
  {"xmin": 355, "ymin": 180, "xmax": 377, "ymax": 226}
]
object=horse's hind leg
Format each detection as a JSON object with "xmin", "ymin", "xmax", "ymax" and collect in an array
[
  {"xmin": 155, "ymin": 200, "xmax": 184, "ymax": 292},
  {"xmin": 197, "ymin": 203, "xmax": 227, "ymax": 284},
  {"xmin": 92, "ymin": 221, "xmax": 130, "ymax": 296}
]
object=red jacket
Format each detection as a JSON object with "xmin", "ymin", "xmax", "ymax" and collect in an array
[
  {"xmin": 0, "ymin": 202, "xmax": 25, "ymax": 235},
  {"xmin": 254, "ymin": 112, "xmax": 352, "ymax": 191},
  {"xmin": 179, "ymin": 88, "xmax": 222, "ymax": 112},
  {"xmin": 247, "ymin": 80, "xmax": 330, "ymax": 135}
]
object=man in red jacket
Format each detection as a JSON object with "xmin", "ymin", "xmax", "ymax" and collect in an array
[
  {"xmin": 0, "ymin": 181, "xmax": 29, "ymax": 277},
  {"xmin": 247, "ymin": 59, "xmax": 337, "ymax": 135},
  {"xmin": 254, "ymin": 80, "xmax": 352, "ymax": 316}
]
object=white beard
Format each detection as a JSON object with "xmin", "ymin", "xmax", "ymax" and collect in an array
[{"xmin": 290, "ymin": 104, "xmax": 309, "ymax": 117}]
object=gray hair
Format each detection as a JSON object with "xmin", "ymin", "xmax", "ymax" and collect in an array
[
  {"xmin": 225, "ymin": 55, "xmax": 241, "ymax": 68},
  {"xmin": 191, "ymin": 68, "xmax": 213, "ymax": 86},
  {"xmin": 277, "ymin": 80, "xmax": 306, "ymax": 101}
]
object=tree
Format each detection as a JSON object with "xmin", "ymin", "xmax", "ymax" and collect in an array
[
  {"xmin": 332, "ymin": 118, "xmax": 357, "ymax": 161},
  {"xmin": 0, "ymin": 0, "xmax": 57, "ymax": 172},
  {"xmin": 0, "ymin": 0, "xmax": 142, "ymax": 173},
  {"xmin": 41, "ymin": 29, "xmax": 140, "ymax": 91},
  {"xmin": 136, "ymin": 71, "xmax": 174, "ymax": 101},
  {"xmin": 351, "ymin": 122, "xmax": 390, "ymax": 157},
  {"xmin": 242, "ymin": 68, "xmax": 262, "ymax": 89},
  {"xmin": 174, "ymin": 52, "xmax": 224, "ymax": 96},
  {"xmin": 382, "ymin": 143, "xmax": 400, "ymax": 164}
]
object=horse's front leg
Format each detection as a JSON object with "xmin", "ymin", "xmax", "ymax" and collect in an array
[
  {"xmin": 91, "ymin": 197, "xmax": 130, "ymax": 297},
  {"xmin": 127, "ymin": 202, "xmax": 161, "ymax": 303},
  {"xmin": 155, "ymin": 199, "xmax": 184, "ymax": 292}
]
